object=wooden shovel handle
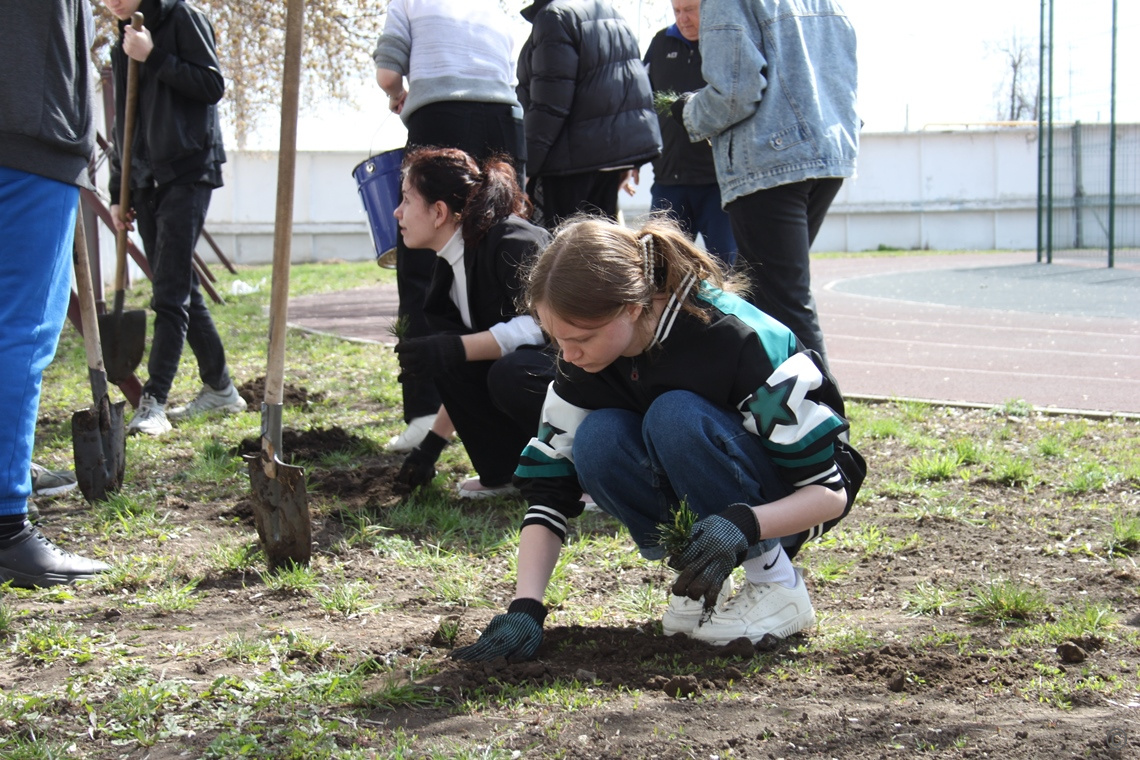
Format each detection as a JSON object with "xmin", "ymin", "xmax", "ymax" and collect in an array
[
  {"xmin": 265, "ymin": 0, "xmax": 305, "ymax": 411},
  {"xmin": 72, "ymin": 208, "xmax": 105, "ymax": 380},
  {"xmin": 114, "ymin": 11, "xmax": 144, "ymax": 295}
]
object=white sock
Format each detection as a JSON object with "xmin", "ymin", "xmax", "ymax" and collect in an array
[{"xmin": 742, "ymin": 545, "xmax": 797, "ymax": 588}]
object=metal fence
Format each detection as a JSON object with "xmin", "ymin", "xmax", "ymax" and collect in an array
[{"xmin": 1037, "ymin": 0, "xmax": 1139, "ymax": 265}]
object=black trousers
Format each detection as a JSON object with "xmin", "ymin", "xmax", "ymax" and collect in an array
[
  {"xmin": 433, "ymin": 346, "xmax": 555, "ymax": 487},
  {"xmin": 395, "ymin": 101, "xmax": 526, "ymax": 420},
  {"xmin": 527, "ymin": 170, "xmax": 624, "ymax": 231},
  {"xmin": 133, "ymin": 182, "xmax": 229, "ymax": 404},
  {"xmin": 726, "ymin": 177, "xmax": 843, "ymax": 371}
]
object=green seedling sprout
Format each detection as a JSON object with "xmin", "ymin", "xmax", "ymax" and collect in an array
[
  {"xmin": 656, "ymin": 499, "xmax": 698, "ymax": 558},
  {"xmin": 388, "ymin": 314, "xmax": 411, "ymax": 342},
  {"xmin": 653, "ymin": 90, "xmax": 681, "ymax": 118}
]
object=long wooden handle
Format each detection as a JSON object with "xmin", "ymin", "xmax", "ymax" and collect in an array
[
  {"xmin": 73, "ymin": 207, "xmax": 108, "ymax": 404},
  {"xmin": 114, "ymin": 11, "xmax": 144, "ymax": 296},
  {"xmin": 265, "ymin": 0, "xmax": 305, "ymax": 410}
]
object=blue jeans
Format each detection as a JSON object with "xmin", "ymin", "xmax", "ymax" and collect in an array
[
  {"xmin": 0, "ymin": 168, "xmax": 77, "ymax": 516},
  {"xmin": 133, "ymin": 183, "xmax": 230, "ymax": 404},
  {"xmin": 650, "ymin": 182, "xmax": 737, "ymax": 266},
  {"xmin": 572, "ymin": 391, "xmax": 787, "ymax": 560}
]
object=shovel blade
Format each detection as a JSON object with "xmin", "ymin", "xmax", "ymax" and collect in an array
[
  {"xmin": 244, "ymin": 450, "xmax": 310, "ymax": 570},
  {"xmin": 98, "ymin": 308, "xmax": 147, "ymax": 385},
  {"xmin": 71, "ymin": 394, "xmax": 127, "ymax": 503}
]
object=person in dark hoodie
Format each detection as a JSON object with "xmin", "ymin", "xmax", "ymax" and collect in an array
[
  {"xmin": 517, "ymin": 0, "xmax": 662, "ymax": 229},
  {"xmin": 0, "ymin": 0, "xmax": 111, "ymax": 587},
  {"xmin": 104, "ymin": 0, "xmax": 244, "ymax": 437}
]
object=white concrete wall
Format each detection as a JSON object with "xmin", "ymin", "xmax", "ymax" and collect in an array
[{"xmin": 186, "ymin": 127, "xmax": 1134, "ymax": 266}]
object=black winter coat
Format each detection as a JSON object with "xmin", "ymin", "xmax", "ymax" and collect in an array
[
  {"xmin": 643, "ymin": 28, "xmax": 718, "ymax": 186},
  {"xmin": 518, "ymin": 0, "xmax": 661, "ymax": 177},
  {"xmin": 108, "ymin": 0, "xmax": 225, "ymax": 199}
]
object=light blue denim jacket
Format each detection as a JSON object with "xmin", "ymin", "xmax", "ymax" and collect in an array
[{"xmin": 682, "ymin": 0, "xmax": 859, "ymax": 205}]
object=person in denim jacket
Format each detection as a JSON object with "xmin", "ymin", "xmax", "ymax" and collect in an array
[{"xmin": 674, "ymin": 0, "xmax": 859, "ymax": 371}]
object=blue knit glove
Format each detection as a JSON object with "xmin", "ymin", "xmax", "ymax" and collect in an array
[
  {"xmin": 668, "ymin": 503, "xmax": 759, "ymax": 606},
  {"xmin": 451, "ymin": 598, "xmax": 547, "ymax": 662}
]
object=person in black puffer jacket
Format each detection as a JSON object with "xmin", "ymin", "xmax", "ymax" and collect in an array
[{"xmin": 518, "ymin": 0, "xmax": 662, "ymax": 229}]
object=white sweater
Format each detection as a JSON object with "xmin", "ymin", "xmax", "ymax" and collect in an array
[{"xmin": 372, "ymin": 0, "xmax": 522, "ymax": 122}]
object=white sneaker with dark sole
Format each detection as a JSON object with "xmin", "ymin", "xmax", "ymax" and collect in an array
[
  {"xmin": 662, "ymin": 576, "xmax": 734, "ymax": 637},
  {"xmin": 456, "ymin": 477, "xmax": 519, "ymax": 500},
  {"xmin": 690, "ymin": 569, "xmax": 815, "ymax": 645},
  {"xmin": 30, "ymin": 463, "xmax": 78, "ymax": 497},
  {"xmin": 127, "ymin": 394, "xmax": 172, "ymax": 437},
  {"xmin": 168, "ymin": 382, "xmax": 247, "ymax": 421}
]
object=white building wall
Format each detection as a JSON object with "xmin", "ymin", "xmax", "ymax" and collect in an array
[{"xmin": 185, "ymin": 127, "xmax": 1133, "ymax": 266}]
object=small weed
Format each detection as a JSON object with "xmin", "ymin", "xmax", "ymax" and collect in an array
[
  {"xmin": 805, "ymin": 556, "xmax": 856, "ymax": 584},
  {"xmin": 318, "ymin": 580, "xmax": 374, "ymax": 617},
  {"xmin": 951, "ymin": 437, "xmax": 987, "ymax": 466},
  {"xmin": 1036, "ymin": 435, "xmax": 1066, "ymax": 457},
  {"xmin": 989, "ymin": 454, "xmax": 1035, "ymax": 487},
  {"xmin": 1059, "ymin": 462, "xmax": 1108, "ymax": 494},
  {"xmin": 133, "ymin": 578, "xmax": 202, "ymax": 614},
  {"xmin": 261, "ymin": 562, "xmax": 320, "ymax": 594},
  {"xmin": 907, "ymin": 451, "xmax": 961, "ymax": 481},
  {"xmin": 994, "ymin": 398, "xmax": 1034, "ymax": 418},
  {"xmin": 1107, "ymin": 514, "xmax": 1140, "ymax": 557},
  {"xmin": 0, "ymin": 598, "xmax": 15, "ymax": 635},
  {"xmin": 966, "ymin": 579, "xmax": 1049, "ymax": 626},
  {"xmin": 862, "ymin": 418, "xmax": 904, "ymax": 440},
  {"xmin": 902, "ymin": 582, "xmax": 960, "ymax": 616}
]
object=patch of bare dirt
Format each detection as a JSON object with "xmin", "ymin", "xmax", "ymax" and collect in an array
[{"xmin": 6, "ymin": 406, "xmax": 1140, "ymax": 758}]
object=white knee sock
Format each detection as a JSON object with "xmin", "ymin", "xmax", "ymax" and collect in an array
[{"xmin": 742, "ymin": 545, "xmax": 797, "ymax": 588}]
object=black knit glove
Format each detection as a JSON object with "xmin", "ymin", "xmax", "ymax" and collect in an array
[
  {"xmin": 669, "ymin": 91, "xmax": 695, "ymax": 128},
  {"xmin": 396, "ymin": 430, "xmax": 448, "ymax": 488},
  {"xmin": 394, "ymin": 335, "xmax": 465, "ymax": 381},
  {"xmin": 451, "ymin": 598, "xmax": 547, "ymax": 662},
  {"xmin": 668, "ymin": 503, "xmax": 759, "ymax": 606}
]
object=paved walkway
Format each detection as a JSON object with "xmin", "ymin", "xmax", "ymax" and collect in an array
[{"xmin": 289, "ymin": 252, "xmax": 1140, "ymax": 416}]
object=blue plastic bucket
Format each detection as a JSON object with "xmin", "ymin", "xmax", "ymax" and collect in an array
[{"xmin": 352, "ymin": 148, "xmax": 404, "ymax": 259}]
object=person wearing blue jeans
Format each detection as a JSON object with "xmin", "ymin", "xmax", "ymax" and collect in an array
[
  {"xmin": 452, "ymin": 216, "xmax": 865, "ymax": 662},
  {"xmin": 642, "ymin": 0, "xmax": 736, "ymax": 266},
  {"xmin": 0, "ymin": 0, "xmax": 111, "ymax": 588},
  {"xmin": 649, "ymin": 186, "xmax": 735, "ymax": 266},
  {"xmin": 673, "ymin": 0, "xmax": 859, "ymax": 370},
  {"xmin": 573, "ymin": 392, "xmax": 789, "ymax": 563}
]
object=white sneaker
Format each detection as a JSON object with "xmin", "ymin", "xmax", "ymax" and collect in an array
[
  {"xmin": 127, "ymin": 394, "xmax": 172, "ymax": 436},
  {"xmin": 662, "ymin": 575, "xmax": 734, "ymax": 637},
  {"xmin": 387, "ymin": 414, "xmax": 437, "ymax": 452},
  {"xmin": 167, "ymin": 382, "xmax": 247, "ymax": 421},
  {"xmin": 30, "ymin": 463, "xmax": 78, "ymax": 497},
  {"xmin": 691, "ymin": 569, "xmax": 815, "ymax": 645},
  {"xmin": 456, "ymin": 477, "xmax": 519, "ymax": 500}
]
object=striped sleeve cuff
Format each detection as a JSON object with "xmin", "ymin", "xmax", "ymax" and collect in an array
[{"xmin": 522, "ymin": 505, "xmax": 569, "ymax": 542}]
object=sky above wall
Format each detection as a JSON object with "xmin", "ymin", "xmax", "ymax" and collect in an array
[{"xmin": 230, "ymin": 0, "xmax": 1139, "ymax": 152}]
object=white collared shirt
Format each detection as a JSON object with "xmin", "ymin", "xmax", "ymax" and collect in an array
[{"xmin": 436, "ymin": 228, "xmax": 544, "ymax": 354}]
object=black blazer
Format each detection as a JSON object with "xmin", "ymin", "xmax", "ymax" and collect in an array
[{"xmin": 424, "ymin": 215, "xmax": 552, "ymax": 338}]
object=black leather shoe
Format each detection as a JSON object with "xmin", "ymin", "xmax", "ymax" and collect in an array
[{"xmin": 0, "ymin": 523, "xmax": 109, "ymax": 588}]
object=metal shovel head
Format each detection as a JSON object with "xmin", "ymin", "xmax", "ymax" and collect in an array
[
  {"xmin": 98, "ymin": 306, "xmax": 147, "ymax": 385},
  {"xmin": 71, "ymin": 393, "xmax": 127, "ymax": 503},
  {"xmin": 244, "ymin": 446, "xmax": 310, "ymax": 570}
]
